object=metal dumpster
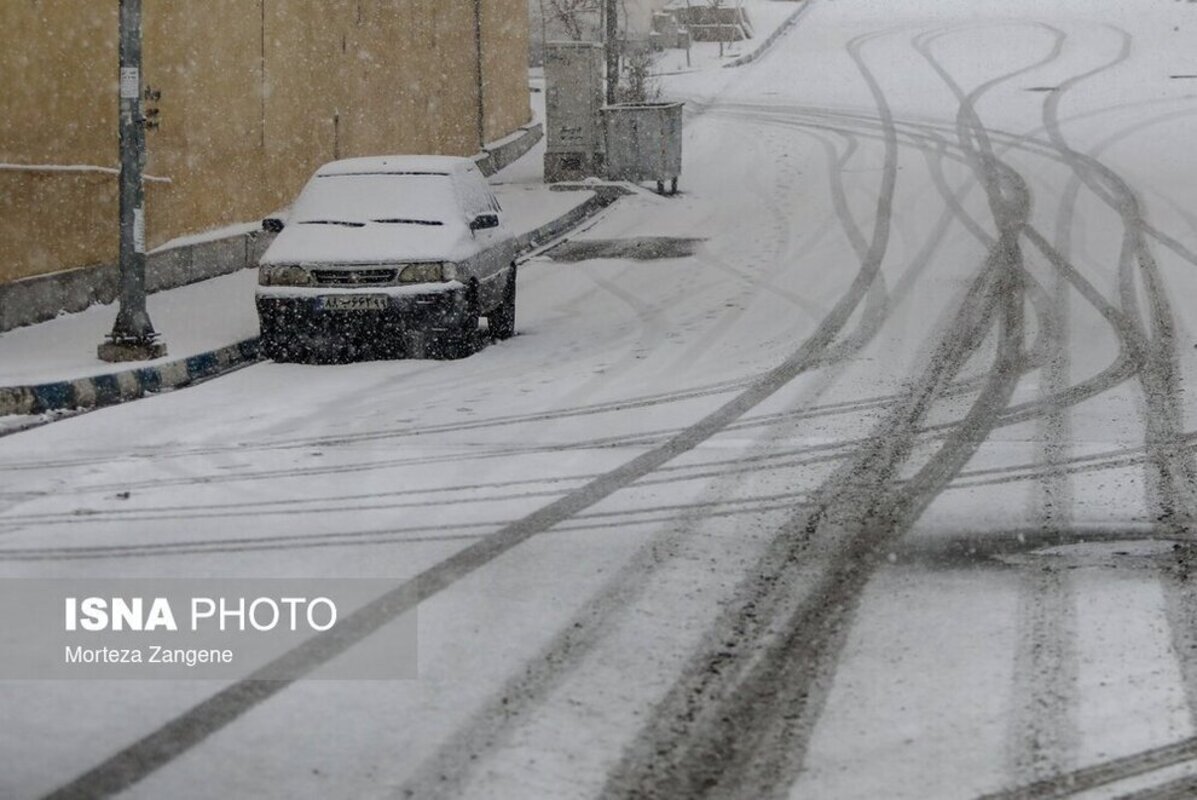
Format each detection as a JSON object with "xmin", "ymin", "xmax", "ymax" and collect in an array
[{"xmin": 601, "ymin": 101, "xmax": 684, "ymax": 195}]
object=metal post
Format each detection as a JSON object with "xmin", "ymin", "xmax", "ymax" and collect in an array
[
  {"xmin": 474, "ymin": 0, "xmax": 486, "ymax": 149},
  {"xmin": 536, "ymin": 0, "xmax": 547, "ymax": 67},
  {"xmin": 684, "ymin": 0, "xmax": 692, "ymax": 68},
  {"xmin": 605, "ymin": 0, "xmax": 618, "ymax": 105},
  {"xmin": 99, "ymin": 0, "xmax": 166, "ymax": 362}
]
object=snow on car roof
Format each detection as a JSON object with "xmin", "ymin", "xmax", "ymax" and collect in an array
[
  {"xmin": 315, "ymin": 154, "xmax": 479, "ymax": 177},
  {"xmin": 293, "ymin": 171, "xmax": 460, "ymax": 225},
  {"xmin": 261, "ymin": 161, "xmax": 480, "ymax": 265}
]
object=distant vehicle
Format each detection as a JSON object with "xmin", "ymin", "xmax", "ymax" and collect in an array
[{"xmin": 255, "ymin": 155, "xmax": 518, "ymax": 361}]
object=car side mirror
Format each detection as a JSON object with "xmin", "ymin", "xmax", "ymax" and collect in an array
[
  {"xmin": 469, "ymin": 213, "xmax": 499, "ymax": 232},
  {"xmin": 262, "ymin": 217, "xmax": 285, "ymax": 233}
]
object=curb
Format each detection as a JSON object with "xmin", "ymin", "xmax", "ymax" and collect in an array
[
  {"xmin": 724, "ymin": 0, "xmax": 812, "ymax": 69},
  {"xmin": 0, "ymin": 185, "xmax": 626, "ymax": 421},
  {"xmin": 0, "ymin": 339, "xmax": 261, "ymax": 417},
  {"xmin": 476, "ymin": 122, "xmax": 545, "ymax": 177},
  {"xmin": 514, "ymin": 184, "xmax": 631, "ymax": 256}
]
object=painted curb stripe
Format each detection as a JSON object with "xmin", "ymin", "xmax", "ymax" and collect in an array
[
  {"xmin": 0, "ymin": 337, "xmax": 262, "ymax": 417},
  {"xmin": 32, "ymin": 383, "xmax": 74, "ymax": 414},
  {"xmin": 185, "ymin": 352, "xmax": 218, "ymax": 379},
  {"xmin": 136, "ymin": 367, "xmax": 162, "ymax": 394}
]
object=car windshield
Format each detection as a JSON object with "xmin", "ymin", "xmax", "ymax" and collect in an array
[{"xmin": 292, "ymin": 173, "xmax": 456, "ymax": 227}]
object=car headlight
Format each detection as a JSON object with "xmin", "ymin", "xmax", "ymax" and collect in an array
[
  {"xmin": 399, "ymin": 262, "xmax": 454, "ymax": 283},
  {"xmin": 259, "ymin": 265, "xmax": 312, "ymax": 286}
]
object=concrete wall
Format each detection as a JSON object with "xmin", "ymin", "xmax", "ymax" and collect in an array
[
  {"xmin": 0, "ymin": 0, "xmax": 531, "ymax": 286},
  {"xmin": 0, "ymin": 121, "xmax": 543, "ymax": 333},
  {"xmin": 483, "ymin": 0, "xmax": 537, "ymax": 141}
]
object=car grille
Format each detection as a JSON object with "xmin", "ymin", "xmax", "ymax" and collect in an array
[{"xmin": 310, "ymin": 268, "xmax": 398, "ymax": 287}]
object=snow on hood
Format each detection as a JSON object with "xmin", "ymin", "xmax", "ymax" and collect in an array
[{"xmin": 260, "ymin": 170, "xmax": 477, "ymax": 265}]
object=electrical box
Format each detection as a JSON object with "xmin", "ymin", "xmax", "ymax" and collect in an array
[{"xmin": 544, "ymin": 42, "xmax": 605, "ymax": 182}]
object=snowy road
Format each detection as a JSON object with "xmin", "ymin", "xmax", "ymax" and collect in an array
[{"xmin": 5, "ymin": 0, "xmax": 1197, "ymax": 797}]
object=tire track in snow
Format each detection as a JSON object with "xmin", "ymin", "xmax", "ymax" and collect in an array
[
  {"xmin": 1163, "ymin": 552, "xmax": 1197, "ymax": 751},
  {"xmin": 604, "ymin": 222, "xmax": 1024, "ymax": 800},
  {"xmin": 567, "ymin": 265, "xmax": 675, "ymax": 392},
  {"xmin": 1034, "ymin": 34, "xmax": 1197, "ymax": 796},
  {"xmin": 913, "ymin": 21, "xmax": 1084, "ymax": 785},
  {"xmin": 904, "ymin": 21, "xmax": 1197, "ymax": 800},
  {"xmin": 912, "ymin": 18, "xmax": 1197, "ymax": 787},
  {"xmin": 668, "ymin": 126, "xmax": 836, "ymax": 371},
  {"xmin": 0, "ymin": 492, "xmax": 825, "ymax": 563},
  {"xmin": 707, "ymin": 104, "xmax": 1061, "ymax": 385},
  {"xmin": 390, "ymin": 311, "xmax": 872, "ymax": 800},
  {"xmin": 801, "ymin": 127, "xmax": 895, "ymax": 366},
  {"xmin": 392, "ymin": 65, "xmax": 970, "ymax": 799},
  {"xmin": 975, "ymin": 735, "xmax": 1197, "ymax": 800},
  {"xmin": 600, "ymin": 27, "xmax": 1030, "ymax": 799},
  {"xmin": 714, "ymin": 102, "xmax": 1150, "ymax": 428},
  {"xmin": 708, "ymin": 108, "xmax": 1003, "ymax": 374},
  {"xmin": 659, "ymin": 111, "xmax": 857, "ymax": 374},
  {"xmin": 12, "ymin": 410, "xmax": 1188, "ymax": 538},
  {"xmin": 0, "ymin": 376, "xmax": 756, "ymax": 475},
  {"xmin": 1041, "ymin": 26, "xmax": 1197, "ymax": 536},
  {"xmin": 40, "ymin": 42, "xmax": 904, "ymax": 800}
]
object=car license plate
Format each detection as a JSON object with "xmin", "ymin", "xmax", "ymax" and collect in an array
[{"xmin": 319, "ymin": 295, "xmax": 389, "ymax": 311}]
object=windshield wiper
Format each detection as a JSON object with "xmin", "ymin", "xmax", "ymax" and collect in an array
[
  {"xmin": 371, "ymin": 218, "xmax": 444, "ymax": 226},
  {"xmin": 297, "ymin": 219, "xmax": 366, "ymax": 227}
]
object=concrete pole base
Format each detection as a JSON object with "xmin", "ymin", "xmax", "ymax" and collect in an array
[{"xmin": 97, "ymin": 339, "xmax": 168, "ymax": 363}]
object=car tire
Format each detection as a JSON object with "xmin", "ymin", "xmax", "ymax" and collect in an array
[
  {"xmin": 429, "ymin": 284, "xmax": 480, "ymax": 360},
  {"xmin": 490, "ymin": 265, "xmax": 517, "ymax": 340}
]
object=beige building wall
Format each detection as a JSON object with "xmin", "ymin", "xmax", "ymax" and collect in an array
[
  {"xmin": 482, "ymin": 0, "xmax": 534, "ymax": 141},
  {"xmin": 0, "ymin": 0, "xmax": 531, "ymax": 285}
]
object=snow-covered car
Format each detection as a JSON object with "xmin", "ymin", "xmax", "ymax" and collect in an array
[{"xmin": 255, "ymin": 155, "xmax": 518, "ymax": 361}]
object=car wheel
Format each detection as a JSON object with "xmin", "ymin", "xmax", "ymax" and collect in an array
[
  {"xmin": 489, "ymin": 265, "xmax": 517, "ymax": 340},
  {"xmin": 429, "ymin": 284, "xmax": 480, "ymax": 360}
]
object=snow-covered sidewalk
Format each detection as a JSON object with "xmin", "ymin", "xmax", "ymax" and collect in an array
[
  {"xmin": 0, "ymin": 5, "xmax": 804, "ymax": 395},
  {"xmin": 652, "ymin": 0, "xmax": 809, "ymax": 75},
  {"xmin": 0, "ymin": 182, "xmax": 593, "ymax": 391}
]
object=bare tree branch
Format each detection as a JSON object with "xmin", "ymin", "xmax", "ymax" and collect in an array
[{"xmin": 547, "ymin": 0, "xmax": 601, "ymax": 41}]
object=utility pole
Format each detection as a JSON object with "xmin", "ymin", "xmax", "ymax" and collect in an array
[
  {"xmin": 99, "ymin": 0, "xmax": 166, "ymax": 362},
  {"xmin": 685, "ymin": 0, "xmax": 692, "ymax": 68},
  {"xmin": 604, "ymin": 0, "xmax": 618, "ymax": 105},
  {"xmin": 537, "ymin": 0, "xmax": 547, "ymax": 67},
  {"xmin": 473, "ymin": 0, "xmax": 486, "ymax": 149}
]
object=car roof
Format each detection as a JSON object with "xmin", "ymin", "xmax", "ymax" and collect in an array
[{"xmin": 314, "ymin": 155, "xmax": 479, "ymax": 177}]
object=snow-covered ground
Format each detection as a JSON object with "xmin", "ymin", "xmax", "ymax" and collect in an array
[
  {"xmin": 652, "ymin": 0, "xmax": 808, "ymax": 74},
  {"xmin": 6, "ymin": 0, "xmax": 1197, "ymax": 797},
  {"xmin": 0, "ymin": 184, "xmax": 591, "ymax": 388}
]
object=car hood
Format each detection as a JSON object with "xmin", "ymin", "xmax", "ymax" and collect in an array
[{"xmin": 259, "ymin": 220, "xmax": 481, "ymax": 265}]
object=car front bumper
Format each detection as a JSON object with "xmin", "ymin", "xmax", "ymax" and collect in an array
[{"xmin": 255, "ymin": 282, "xmax": 471, "ymax": 348}]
